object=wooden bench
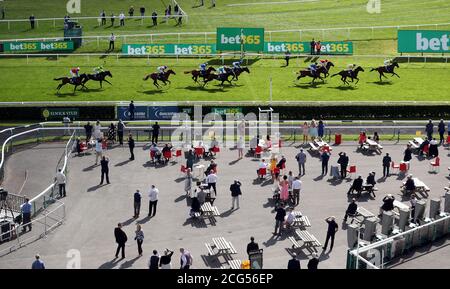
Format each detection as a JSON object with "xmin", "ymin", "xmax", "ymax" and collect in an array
[
  {"xmin": 292, "ymin": 215, "xmax": 311, "ymax": 227},
  {"xmin": 212, "ymin": 206, "xmax": 220, "ymax": 216},
  {"xmin": 289, "ymin": 236, "xmax": 302, "ymax": 249},
  {"xmin": 294, "ymin": 230, "xmax": 322, "ymax": 252}
]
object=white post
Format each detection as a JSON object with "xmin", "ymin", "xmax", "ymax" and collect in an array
[
  {"xmin": 269, "ymin": 77, "xmax": 272, "ymax": 104},
  {"xmin": 356, "ymin": 225, "xmax": 360, "ymax": 269}
]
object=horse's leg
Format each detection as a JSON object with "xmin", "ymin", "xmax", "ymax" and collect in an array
[
  {"xmin": 104, "ymin": 79, "xmax": 112, "ymax": 86},
  {"xmin": 153, "ymin": 79, "xmax": 159, "ymax": 88},
  {"xmin": 392, "ymin": 72, "xmax": 400, "ymax": 78},
  {"xmin": 379, "ymin": 72, "xmax": 383, "ymax": 82},
  {"xmin": 100, "ymin": 80, "xmax": 103, "ymax": 88},
  {"xmin": 355, "ymin": 77, "xmax": 360, "ymax": 84}
]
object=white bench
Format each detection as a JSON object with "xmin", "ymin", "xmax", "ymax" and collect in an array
[
  {"xmin": 309, "ymin": 142, "xmax": 319, "ymax": 151},
  {"xmin": 205, "ymin": 242, "xmax": 215, "ymax": 256},
  {"xmin": 289, "ymin": 236, "xmax": 302, "ymax": 249},
  {"xmin": 292, "ymin": 230, "xmax": 322, "ymax": 252},
  {"xmin": 228, "ymin": 259, "xmax": 242, "ymax": 269}
]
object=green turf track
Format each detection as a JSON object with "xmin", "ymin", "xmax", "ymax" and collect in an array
[
  {"xmin": 0, "ymin": 57, "xmax": 449, "ymax": 102},
  {"xmin": 1, "ymin": 0, "xmax": 450, "ymax": 103}
]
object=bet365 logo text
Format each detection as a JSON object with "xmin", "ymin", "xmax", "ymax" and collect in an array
[
  {"xmin": 66, "ymin": 0, "xmax": 81, "ymax": 14},
  {"xmin": 366, "ymin": 0, "xmax": 381, "ymax": 14}
]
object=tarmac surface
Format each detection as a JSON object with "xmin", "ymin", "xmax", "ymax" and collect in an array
[{"xmin": 0, "ymin": 140, "xmax": 449, "ymax": 269}]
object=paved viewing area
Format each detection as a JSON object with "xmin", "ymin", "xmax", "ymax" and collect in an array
[{"xmin": 0, "ymin": 139, "xmax": 449, "ymax": 269}]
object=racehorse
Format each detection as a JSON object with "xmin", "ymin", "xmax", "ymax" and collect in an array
[
  {"xmin": 203, "ymin": 72, "xmax": 233, "ymax": 87},
  {"xmin": 184, "ymin": 67, "xmax": 216, "ymax": 83},
  {"xmin": 331, "ymin": 66, "xmax": 365, "ymax": 85},
  {"xmin": 143, "ymin": 69, "xmax": 176, "ymax": 88},
  {"xmin": 370, "ymin": 62, "xmax": 400, "ymax": 82},
  {"xmin": 318, "ymin": 61, "xmax": 335, "ymax": 78},
  {"xmin": 54, "ymin": 74, "xmax": 89, "ymax": 93},
  {"xmin": 229, "ymin": 66, "xmax": 250, "ymax": 81},
  {"xmin": 82, "ymin": 71, "xmax": 113, "ymax": 88},
  {"xmin": 296, "ymin": 65, "xmax": 329, "ymax": 84}
]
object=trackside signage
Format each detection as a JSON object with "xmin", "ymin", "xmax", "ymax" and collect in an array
[
  {"xmin": 3, "ymin": 41, "xmax": 74, "ymax": 52},
  {"xmin": 265, "ymin": 41, "xmax": 353, "ymax": 54},
  {"xmin": 122, "ymin": 44, "xmax": 216, "ymax": 55},
  {"xmin": 216, "ymin": 28, "xmax": 265, "ymax": 51},
  {"xmin": 42, "ymin": 108, "xmax": 79, "ymax": 120},
  {"xmin": 398, "ymin": 30, "xmax": 450, "ymax": 53}
]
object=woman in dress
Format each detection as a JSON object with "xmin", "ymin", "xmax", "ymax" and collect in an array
[
  {"xmin": 108, "ymin": 123, "xmax": 116, "ymax": 143},
  {"xmin": 309, "ymin": 119, "xmax": 318, "ymax": 141},
  {"xmin": 279, "ymin": 175, "xmax": 290, "ymax": 203},
  {"xmin": 302, "ymin": 121, "xmax": 309, "ymax": 144},
  {"xmin": 93, "ymin": 120, "xmax": 102, "ymax": 139}
]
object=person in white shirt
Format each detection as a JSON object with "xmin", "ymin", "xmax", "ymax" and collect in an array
[
  {"xmin": 237, "ymin": 136, "xmax": 245, "ymax": 159},
  {"xmin": 291, "ymin": 176, "xmax": 302, "ymax": 206},
  {"xmin": 206, "ymin": 172, "xmax": 218, "ymax": 196},
  {"xmin": 95, "ymin": 139, "xmax": 103, "ymax": 165},
  {"xmin": 179, "ymin": 248, "xmax": 192, "ymax": 269},
  {"xmin": 55, "ymin": 168, "xmax": 66, "ymax": 198},
  {"xmin": 257, "ymin": 159, "xmax": 268, "ymax": 179},
  {"xmin": 119, "ymin": 12, "xmax": 125, "ymax": 26},
  {"xmin": 93, "ymin": 121, "xmax": 102, "ymax": 139},
  {"xmin": 148, "ymin": 185, "xmax": 159, "ymax": 217},
  {"xmin": 284, "ymin": 209, "xmax": 295, "ymax": 228}
]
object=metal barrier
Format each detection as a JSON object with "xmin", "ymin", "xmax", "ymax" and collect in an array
[{"xmin": 347, "ymin": 214, "xmax": 450, "ymax": 269}]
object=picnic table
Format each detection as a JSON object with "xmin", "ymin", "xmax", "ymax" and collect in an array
[
  {"xmin": 402, "ymin": 177, "xmax": 430, "ymax": 194},
  {"xmin": 205, "ymin": 237, "xmax": 237, "ymax": 256},
  {"xmin": 201, "ymin": 202, "xmax": 220, "ymax": 217},
  {"xmin": 362, "ymin": 139, "xmax": 383, "ymax": 152},
  {"xmin": 408, "ymin": 137, "xmax": 424, "ymax": 149},
  {"xmin": 228, "ymin": 259, "xmax": 242, "ymax": 269},
  {"xmin": 361, "ymin": 182, "xmax": 378, "ymax": 197},
  {"xmin": 288, "ymin": 229, "xmax": 322, "ymax": 252},
  {"xmin": 290, "ymin": 211, "xmax": 311, "ymax": 227},
  {"xmin": 194, "ymin": 164, "xmax": 206, "ymax": 178},
  {"xmin": 309, "ymin": 139, "xmax": 332, "ymax": 153},
  {"xmin": 356, "ymin": 206, "xmax": 375, "ymax": 222}
]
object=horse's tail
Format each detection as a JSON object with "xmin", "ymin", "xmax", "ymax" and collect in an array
[
  {"xmin": 143, "ymin": 74, "xmax": 151, "ymax": 81},
  {"xmin": 54, "ymin": 77, "xmax": 66, "ymax": 81},
  {"xmin": 184, "ymin": 70, "xmax": 192, "ymax": 74}
]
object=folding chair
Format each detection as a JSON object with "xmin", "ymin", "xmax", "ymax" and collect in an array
[
  {"xmin": 254, "ymin": 146, "xmax": 262, "ymax": 158},
  {"xmin": 347, "ymin": 165, "xmax": 356, "ymax": 179},
  {"xmin": 174, "ymin": 149, "xmax": 182, "ymax": 162},
  {"xmin": 429, "ymin": 157, "xmax": 440, "ymax": 173},
  {"xmin": 257, "ymin": 168, "xmax": 267, "ymax": 179},
  {"xmin": 391, "ymin": 162, "xmax": 400, "ymax": 174}
]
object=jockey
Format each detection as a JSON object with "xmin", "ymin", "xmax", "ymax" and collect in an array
[
  {"xmin": 157, "ymin": 65, "xmax": 167, "ymax": 79},
  {"xmin": 318, "ymin": 59, "xmax": 329, "ymax": 72},
  {"xmin": 346, "ymin": 63, "xmax": 356, "ymax": 77},
  {"xmin": 384, "ymin": 58, "xmax": 393, "ymax": 72},
  {"xmin": 93, "ymin": 65, "xmax": 104, "ymax": 76},
  {"xmin": 232, "ymin": 60, "xmax": 242, "ymax": 76},
  {"xmin": 217, "ymin": 65, "xmax": 227, "ymax": 77},
  {"xmin": 308, "ymin": 62, "xmax": 318, "ymax": 76},
  {"xmin": 199, "ymin": 62, "xmax": 208, "ymax": 76},
  {"xmin": 70, "ymin": 67, "xmax": 80, "ymax": 83}
]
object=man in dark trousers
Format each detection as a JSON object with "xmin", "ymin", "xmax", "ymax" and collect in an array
[
  {"xmin": 438, "ymin": 119, "xmax": 445, "ymax": 144},
  {"xmin": 382, "ymin": 153, "xmax": 392, "ymax": 177},
  {"xmin": 230, "ymin": 180, "xmax": 242, "ymax": 210},
  {"xmin": 273, "ymin": 204, "xmax": 286, "ymax": 236},
  {"xmin": 149, "ymin": 250, "xmax": 160, "ymax": 269},
  {"xmin": 101, "ymin": 10, "xmax": 106, "ymax": 26},
  {"xmin": 246, "ymin": 237, "xmax": 259, "ymax": 258},
  {"xmin": 117, "ymin": 120, "xmax": 124, "ymax": 145},
  {"xmin": 425, "ymin": 119, "xmax": 433, "ymax": 140},
  {"xmin": 100, "ymin": 156, "xmax": 110, "ymax": 185},
  {"xmin": 307, "ymin": 253, "xmax": 319, "ymax": 270},
  {"xmin": 114, "ymin": 223, "xmax": 127, "ymax": 259},
  {"xmin": 29, "ymin": 14, "xmax": 35, "ymax": 29},
  {"xmin": 287, "ymin": 253, "xmax": 301, "ymax": 269},
  {"xmin": 84, "ymin": 121, "xmax": 93, "ymax": 142},
  {"xmin": 323, "ymin": 216, "xmax": 338, "ymax": 252},
  {"xmin": 320, "ymin": 151, "xmax": 330, "ymax": 176},
  {"xmin": 152, "ymin": 122, "xmax": 160, "ymax": 144},
  {"xmin": 128, "ymin": 133, "xmax": 135, "ymax": 161},
  {"xmin": 343, "ymin": 198, "xmax": 358, "ymax": 222},
  {"xmin": 133, "ymin": 189, "xmax": 141, "ymax": 218},
  {"xmin": 347, "ymin": 175, "xmax": 363, "ymax": 196},
  {"xmin": 284, "ymin": 50, "xmax": 291, "ymax": 67},
  {"xmin": 337, "ymin": 152, "xmax": 349, "ymax": 179},
  {"xmin": 129, "ymin": 100, "xmax": 135, "ymax": 120},
  {"xmin": 108, "ymin": 33, "xmax": 116, "ymax": 51},
  {"xmin": 152, "ymin": 11, "xmax": 158, "ymax": 26},
  {"xmin": 310, "ymin": 39, "xmax": 315, "ymax": 55}
]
